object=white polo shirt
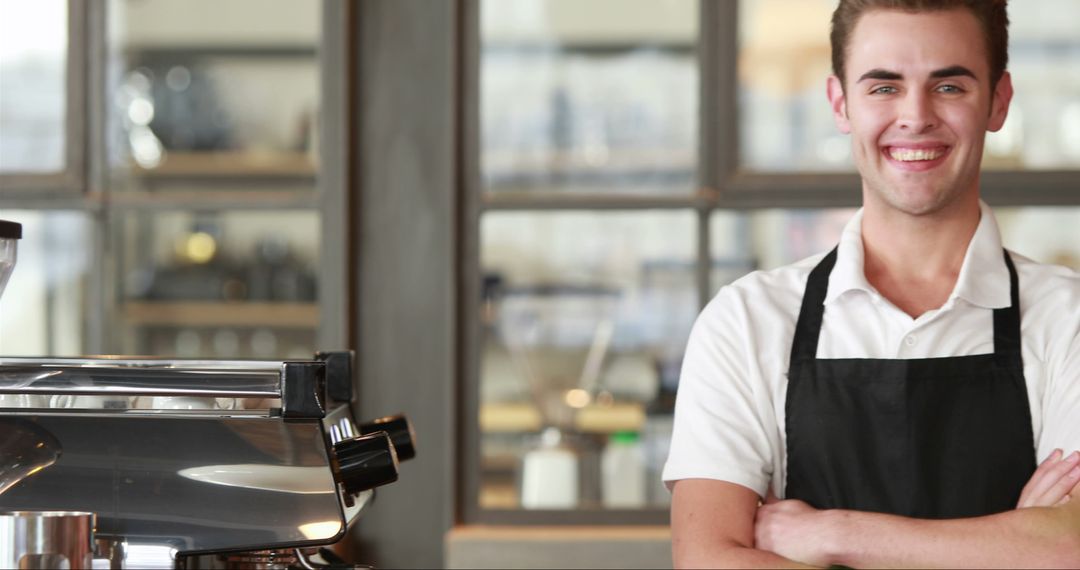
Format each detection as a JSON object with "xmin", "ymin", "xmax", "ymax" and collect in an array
[{"xmin": 662, "ymin": 201, "xmax": 1080, "ymax": 499}]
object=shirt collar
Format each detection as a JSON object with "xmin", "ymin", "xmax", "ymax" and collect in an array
[
  {"xmin": 825, "ymin": 208, "xmax": 875, "ymax": 305},
  {"xmin": 825, "ymin": 200, "xmax": 1011, "ymax": 309},
  {"xmin": 952, "ymin": 200, "xmax": 1010, "ymax": 309}
]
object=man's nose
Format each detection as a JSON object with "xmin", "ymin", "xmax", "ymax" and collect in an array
[{"xmin": 897, "ymin": 90, "xmax": 938, "ymax": 132}]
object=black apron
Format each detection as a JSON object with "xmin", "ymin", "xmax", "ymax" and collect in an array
[{"xmin": 784, "ymin": 247, "xmax": 1036, "ymax": 519}]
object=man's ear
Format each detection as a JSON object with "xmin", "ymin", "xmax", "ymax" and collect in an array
[
  {"xmin": 826, "ymin": 74, "xmax": 851, "ymax": 134},
  {"xmin": 988, "ymin": 70, "xmax": 1013, "ymax": 133}
]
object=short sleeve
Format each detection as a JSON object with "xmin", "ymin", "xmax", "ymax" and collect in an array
[
  {"xmin": 662, "ymin": 286, "xmax": 779, "ymax": 499},
  {"xmin": 1037, "ymin": 278, "xmax": 1080, "ymax": 457}
]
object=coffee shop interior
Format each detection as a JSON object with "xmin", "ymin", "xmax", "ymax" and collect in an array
[{"xmin": 1, "ymin": 0, "xmax": 1078, "ymax": 568}]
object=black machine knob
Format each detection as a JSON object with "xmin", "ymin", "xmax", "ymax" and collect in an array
[
  {"xmin": 332, "ymin": 431, "xmax": 399, "ymax": 495},
  {"xmin": 358, "ymin": 414, "xmax": 416, "ymax": 461}
]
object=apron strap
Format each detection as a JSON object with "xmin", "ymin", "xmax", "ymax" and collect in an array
[
  {"xmin": 790, "ymin": 247, "xmax": 1021, "ymax": 363},
  {"xmin": 789, "ymin": 247, "xmax": 837, "ymax": 363},
  {"xmin": 993, "ymin": 250, "xmax": 1022, "ymax": 358}
]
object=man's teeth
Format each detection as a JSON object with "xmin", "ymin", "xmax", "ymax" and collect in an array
[{"xmin": 889, "ymin": 148, "xmax": 945, "ymax": 161}]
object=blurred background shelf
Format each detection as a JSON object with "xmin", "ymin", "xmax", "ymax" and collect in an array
[
  {"xmin": 106, "ymin": 190, "xmax": 318, "ymax": 211},
  {"xmin": 129, "ymin": 151, "xmax": 316, "ymax": 181},
  {"xmin": 480, "ymin": 401, "xmax": 645, "ymax": 434},
  {"xmin": 122, "ymin": 301, "xmax": 318, "ymax": 328}
]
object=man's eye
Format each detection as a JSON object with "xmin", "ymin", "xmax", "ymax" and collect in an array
[
  {"xmin": 936, "ymin": 84, "xmax": 965, "ymax": 94},
  {"xmin": 870, "ymin": 86, "xmax": 898, "ymax": 95}
]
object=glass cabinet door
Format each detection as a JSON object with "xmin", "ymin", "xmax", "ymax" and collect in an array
[
  {"xmin": 481, "ymin": 0, "xmax": 699, "ymax": 196},
  {"xmin": 111, "ymin": 209, "xmax": 319, "ymax": 358},
  {"xmin": 480, "ymin": 211, "xmax": 697, "ymax": 511},
  {"xmin": 986, "ymin": 3, "xmax": 1080, "ymax": 170},
  {"xmin": 0, "ymin": 211, "xmax": 89, "ymax": 356},
  {"xmin": 475, "ymin": 0, "xmax": 701, "ymax": 515},
  {"xmin": 103, "ymin": 0, "xmax": 322, "ymax": 358},
  {"xmin": 0, "ymin": 0, "xmax": 70, "ymax": 175},
  {"xmin": 108, "ymin": 0, "xmax": 319, "ymax": 190},
  {"xmin": 737, "ymin": 0, "xmax": 843, "ymax": 173}
]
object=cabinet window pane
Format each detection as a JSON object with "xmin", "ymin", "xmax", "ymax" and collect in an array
[
  {"xmin": 710, "ymin": 208, "xmax": 856, "ymax": 292},
  {"xmin": 98, "ymin": 0, "xmax": 324, "ymax": 359},
  {"xmin": 0, "ymin": 0, "xmax": 67, "ymax": 173},
  {"xmin": 0, "ymin": 211, "xmax": 89, "ymax": 356},
  {"xmin": 113, "ymin": 210, "xmax": 319, "ymax": 358},
  {"xmin": 985, "ymin": 6, "xmax": 1080, "ymax": 170},
  {"xmin": 996, "ymin": 207, "xmax": 1080, "ymax": 268},
  {"xmin": 480, "ymin": 211, "xmax": 696, "ymax": 510},
  {"xmin": 737, "ymin": 0, "xmax": 842, "ymax": 173},
  {"xmin": 107, "ymin": 0, "xmax": 320, "ymax": 190},
  {"xmin": 481, "ymin": 0, "xmax": 698, "ymax": 195}
]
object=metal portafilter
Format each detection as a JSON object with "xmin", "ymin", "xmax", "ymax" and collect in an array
[{"xmin": 0, "ymin": 419, "xmax": 62, "ymax": 496}]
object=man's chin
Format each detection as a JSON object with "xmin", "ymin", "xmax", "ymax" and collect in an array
[{"xmin": 867, "ymin": 182, "xmax": 969, "ymax": 217}]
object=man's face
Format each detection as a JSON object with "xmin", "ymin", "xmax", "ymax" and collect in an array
[{"xmin": 826, "ymin": 8, "xmax": 1013, "ymax": 217}]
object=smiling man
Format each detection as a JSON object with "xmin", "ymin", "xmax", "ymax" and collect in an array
[{"xmin": 664, "ymin": 1, "xmax": 1080, "ymax": 568}]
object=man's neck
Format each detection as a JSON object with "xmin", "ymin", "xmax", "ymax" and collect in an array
[{"xmin": 859, "ymin": 194, "xmax": 981, "ymax": 319}]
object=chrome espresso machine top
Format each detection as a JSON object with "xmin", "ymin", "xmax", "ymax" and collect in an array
[{"xmin": 0, "ymin": 351, "xmax": 415, "ymax": 569}]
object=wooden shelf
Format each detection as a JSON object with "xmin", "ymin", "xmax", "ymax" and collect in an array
[
  {"xmin": 131, "ymin": 151, "xmax": 316, "ymax": 179},
  {"xmin": 479, "ymin": 401, "xmax": 645, "ymax": 434},
  {"xmin": 107, "ymin": 190, "xmax": 317, "ymax": 211},
  {"xmin": 483, "ymin": 148, "xmax": 694, "ymax": 182},
  {"xmin": 122, "ymin": 301, "xmax": 318, "ymax": 328}
]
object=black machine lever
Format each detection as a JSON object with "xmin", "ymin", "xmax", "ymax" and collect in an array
[
  {"xmin": 357, "ymin": 414, "xmax": 416, "ymax": 461},
  {"xmin": 332, "ymin": 431, "xmax": 399, "ymax": 495}
]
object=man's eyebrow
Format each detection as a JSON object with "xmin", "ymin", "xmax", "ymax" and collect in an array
[
  {"xmin": 857, "ymin": 69, "xmax": 902, "ymax": 82},
  {"xmin": 856, "ymin": 66, "xmax": 978, "ymax": 82},
  {"xmin": 929, "ymin": 65, "xmax": 977, "ymax": 80}
]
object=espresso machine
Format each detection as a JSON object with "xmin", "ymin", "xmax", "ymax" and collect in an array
[
  {"xmin": 1, "ymin": 217, "xmax": 417, "ymax": 568},
  {"xmin": 0, "ymin": 349, "xmax": 416, "ymax": 569}
]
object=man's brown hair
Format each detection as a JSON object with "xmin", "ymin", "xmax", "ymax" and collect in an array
[{"xmin": 830, "ymin": 0, "xmax": 1010, "ymax": 89}]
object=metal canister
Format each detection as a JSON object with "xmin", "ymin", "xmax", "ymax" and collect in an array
[{"xmin": 0, "ymin": 511, "xmax": 95, "ymax": 569}]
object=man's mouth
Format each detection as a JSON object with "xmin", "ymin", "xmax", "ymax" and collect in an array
[{"xmin": 886, "ymin": 146, "xmax": 949, "ymax": 162}]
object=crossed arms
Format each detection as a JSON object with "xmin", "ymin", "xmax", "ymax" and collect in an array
[{"xmin": 671, "ymin": 450, "xmax": 1080, "ymax": 569}]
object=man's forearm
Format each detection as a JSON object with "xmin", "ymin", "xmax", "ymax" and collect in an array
[
  {"xmin": 824, "ymin": 503, "xmax": 1080, "ymax": 568},
  {"xmin": 677, "ymin": 543, "xmax": 815, "ymax": 569}
]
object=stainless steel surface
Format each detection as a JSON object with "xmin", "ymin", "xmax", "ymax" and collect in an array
[
  {"xmin": 0, "ymin": 511, "xmax": 94, "ymax": 569},
  {"xmin": 0, "ymin": 415, "xmax": 344, "ymax": 555},
  {"xmin": 0, "ymin": 357, "xmax": 331, "ymax": 420},
  {"xmin": 1, "ymin": 357, "xmax": 294, "ymax": 370},
  {"xmin": 0, "ymin": 362, "xmax": 282, "ymax": 399},
  {"xmin": 0, "ymin": 419, "xmax": 62, "ymax": 495},
  {"xmin": 0, "ymin": 352, "xmax": 398, "ymax": 567},
  {"xmin": 176, "ymin": 491, "xmax": 374, "ymax": 569}
]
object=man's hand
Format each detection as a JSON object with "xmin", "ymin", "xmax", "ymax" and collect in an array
[
  {"xmin": 672, "ymin": 480, "xmax": 814, "ymax": 568},
  {"xmin": 1017, "ymin": 449, "xmax": 1080, "ymax": 508},
  {"xmin": 753, "ymin": 492, "xmax": 834, "ymax": 568},
  {"xmin": 752, "ymin": 451, "xmax": 1080, "ymax": 567}
]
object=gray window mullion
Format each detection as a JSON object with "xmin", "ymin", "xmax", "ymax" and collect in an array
[
  {"xmin": 81, "ymin": 0, "xmax": 109, "ymax": 354},
  {"xmin": 461, "ymin": 0, "xmax": 484, "ymax": 527},
  {"xmin": 699, "ymin": 0, "xmax": 738, "ymax": 197},
  {"xmin": 68, "ymin": 0, "xmax": 89, "ymax": 193},
  {"xmin": 696, "ymin": 206, "xmax": 711, "ymax": 309},
  {"xmin": 317, "ymin": 0, "xmax": 351, "ymax": 351}
]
